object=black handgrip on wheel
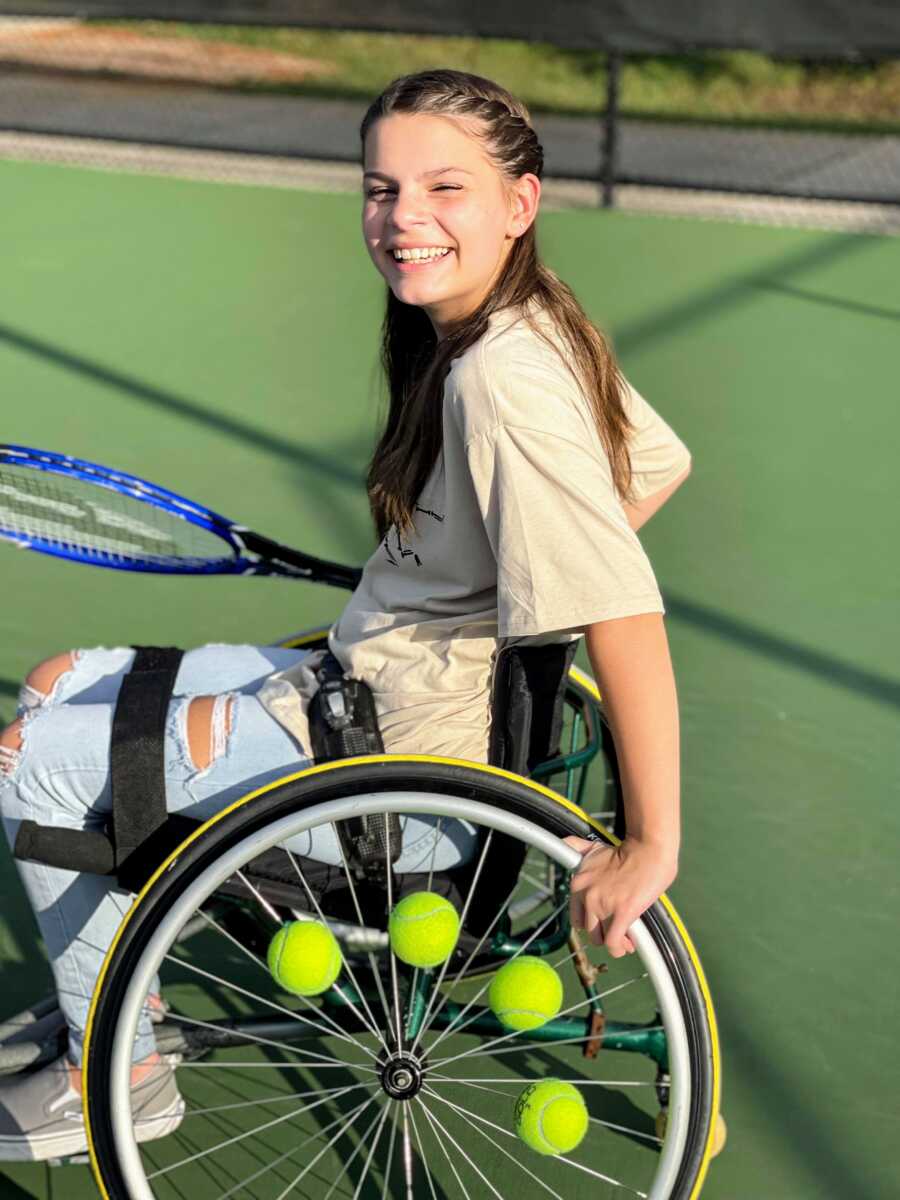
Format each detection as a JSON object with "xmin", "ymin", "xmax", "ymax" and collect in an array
[
  {"xmin": 308, "ymin": 655, "xmax": 401, "ymax": 882},
  {"xmin": 14, "ymin": 820, "xmax": 117, "ymax": 875}
]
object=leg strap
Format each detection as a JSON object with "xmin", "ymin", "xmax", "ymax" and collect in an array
[
  {"xmin": 109, "ymin": 646, "xmax": 194, "ymax": 891},
  {"xmin": 14, "ymin": 645, "xmax": 198, "ymax": 892}
]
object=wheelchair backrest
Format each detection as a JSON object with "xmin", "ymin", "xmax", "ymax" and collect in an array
[{"xmin": 488, "ymin": 640, "xmax": 580, "ymax": 775}]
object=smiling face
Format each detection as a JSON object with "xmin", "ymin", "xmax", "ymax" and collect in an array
[{"xmin": 362, "ymin": 112, "xmax": 539, "ymax": 338}]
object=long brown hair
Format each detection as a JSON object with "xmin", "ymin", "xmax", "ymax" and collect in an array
[{"xmin": 360, "ymin": 69, "xmax": 635, "ymax": 540}]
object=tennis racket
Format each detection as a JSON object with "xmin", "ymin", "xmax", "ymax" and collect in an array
[{"xmin": 0, "ymin": 443, "xmax": 362, "ymax": 590}]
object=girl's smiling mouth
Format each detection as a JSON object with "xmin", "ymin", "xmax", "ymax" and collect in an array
[{"xmin": 387, "ymin": 246, "xmax": 454, "ymax": 271}]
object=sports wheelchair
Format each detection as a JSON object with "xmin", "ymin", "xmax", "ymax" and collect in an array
[{"xmin": 2, "ymin": 624, "xmax": 723, "ymax": 1200}]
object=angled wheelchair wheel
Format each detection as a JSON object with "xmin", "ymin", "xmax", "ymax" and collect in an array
[{"xmin": 84, "ymin": 758, "xmax": 720, "ymax": 1200}]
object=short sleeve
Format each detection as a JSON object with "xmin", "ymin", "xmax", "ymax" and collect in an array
[
  {"xmin": 465, "ymin": 424, "xmax": 665, "ymax": 638},
  {"xmin": 622, "ymin": 378, "xmax": 692, "ymax": 502}
]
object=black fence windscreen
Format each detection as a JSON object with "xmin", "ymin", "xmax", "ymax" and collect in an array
[
  {"xmin": 1, "ymin": 1, "xmax": 899, "ymax": 58},
  {"xmin": 0, "ymin": 7, "xmax": 898, "ymax": 209}
]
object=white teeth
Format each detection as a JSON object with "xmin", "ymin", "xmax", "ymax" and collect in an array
[{"xmin": 391, "ymin": 247, "xmax": 451, "ymax": 262}]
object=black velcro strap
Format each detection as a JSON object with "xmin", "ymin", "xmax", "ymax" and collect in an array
[{"xmin": 110, "ymin": 645, "xmax": 184, "ymax": 888}]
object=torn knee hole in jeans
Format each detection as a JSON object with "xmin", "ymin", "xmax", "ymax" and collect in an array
[
  {"xmin": 18, "ymin": 650, "xmax": 82, "ymax": 713},
  {"xmin": 0, "ymin": 717, "xmax": 25, "ymax": 777},
  {"xmin": 185, "ymin": 694, "xmax": 235, "ymax": 773}
]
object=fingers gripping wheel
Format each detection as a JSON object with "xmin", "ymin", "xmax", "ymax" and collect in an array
[{"xmin": 83, "ymin": 759, "xmax": 721, "ymax": 1200}]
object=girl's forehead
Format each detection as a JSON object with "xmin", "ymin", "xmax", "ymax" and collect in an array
[{"xmin": 364, "ymin": 112, "xmax": 491, "ymax": 176}]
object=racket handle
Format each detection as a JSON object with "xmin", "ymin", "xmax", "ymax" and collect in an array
[{"xmin": 14, "ymin": 820, "xmax": 116, "ymax": 875}]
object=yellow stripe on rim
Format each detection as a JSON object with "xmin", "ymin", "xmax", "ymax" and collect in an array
[
  {"xmin": 84, "ymin": 699, "xmax": 720, "ymax": 1198},
  {"xmin": 275, "ymin": 626, "xmax": 332, "ymax": 649},
  {"xmin": 570, "ymin": 661, "xmax": 722, "ymax": 1197}
]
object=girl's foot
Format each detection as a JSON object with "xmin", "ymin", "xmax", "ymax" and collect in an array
[{"xmin": 0, "ymin": 1053, "xmax": 184, "ymax": 1161}]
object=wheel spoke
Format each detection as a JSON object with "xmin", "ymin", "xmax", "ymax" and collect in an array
[
  {"xmin": 416, "ymin": 1098, "xmax": 474, "ymax": 1200},
  {"xmin": 175, "ymin": 1059, "xmax": 373, "ymax": 1071},
  {"xmin": 589, "ymin": 1116, "xmax": 663, "ymax": 1145},
  {"xmin": 406, "ymin": 869, "xmax": 532, "ymax": 1050},
  {"xmin": 416, "ymin": 1094, "xmax": 507, "ymax": 1200},
  {"xmin": 322, "ymin": 1101, "xmax": 387, "ymax": 1200},
  {"xmin": 431, "ymin": 1030, "xmax": 651, "ymax": 1068},
  {"xmin": 334, "ymin": 835, "xmax": 397, "ymax": 1051},
  {"xmin": 410, "ymin": 830, "xmax": 501, "ymax": 1056},
  {"xmin": 427, "ymin": 1077, "xmax": 663, "ymax": 1145},
  {"xmin": 178, "ymin": 1083, "xmax": 361, "ymax": 1122},
  {"xmin": 210, "ymin": 1092, "xmax": 376, "ymax": 1200},
  {"xmin": 146, "ymin": 1081, "xmax": 372, "ymax": 1181},
  {"xmin": 163, "ymin": 949, "xmax": 380, "ymax": 1061},
  {"xmin": 233, "ymin": 868, "xmax": 282, "ymax": 925},
  {"xmin": 425, "ymin": 1084, "xmax": 565, "ymax": 1199},
  {"xmin": 423, "ymin": 1086, "xmax": 649, "ymax": 1196},
  {"xmin": 352, "ymin": 1099, "xmax": 392, "ymax": 1200},
  {"xmin": 402, "ymin": 1104, "xmax": 415, "ymax": 1200},
  {"xmin": 406, "ymin": 1098, "xmax": 440, "ymax": 1200},
  {"xmin": 431, "ymin": 974, "xmax": 605, "ymax": 1048},
  {"xmin": 430, "ymin": 1074, "xmax": 658, "ymax": 1088},
  {"xmin": 380, "ymin": 1104, "xmax": 399, "ymax": 1200},
  {"xmin": 283, "ymin": 847, "xmax": 392, "ymax": 1054},
  {"xmin": 423, "ymin": 897, "xmax": 569, "ymax": 1057},
  {"xmin": 406, "ymin": 816, "xmax": 445, "ymax": 1043},
  {"xmin": 193, "ymin": 905, "xmax": 382, "ymax": 1060},
  {"xmin": 272, "ymin": 1092, "xmax": 379, "ymax": 1200},
  {"xmin": 383, "ymin": 814, "xmax": 405, "ymax": 1051},
  {"xmin": 157, "ymin": 1007, "xmax": 378, "ymax": 1073}
]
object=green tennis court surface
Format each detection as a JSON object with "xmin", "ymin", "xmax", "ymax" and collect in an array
[{"xmin": 1, "ymin": 159, "xmax": 897, "ymax": 1198}]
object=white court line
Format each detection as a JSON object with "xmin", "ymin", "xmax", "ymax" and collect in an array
[{"xmin": 1, "ymin": 130, "xmax": 898, "ymax": 235}]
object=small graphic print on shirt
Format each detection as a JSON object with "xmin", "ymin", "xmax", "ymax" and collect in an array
[
  {"xmin": 382, "ymin": 524, "xmax": 421, "ymax": 568},
  {"xmin": 414, "ymin": 504, "xmax": 445, "ymax": 523},
  {"xmin": 381, "ymin": 505, "xmax": 445, "ymax": 568}
]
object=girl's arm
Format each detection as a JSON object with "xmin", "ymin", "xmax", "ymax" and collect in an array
[
  {"xmin": 564, "ymin": 611, "xmax": 680, "ymax": 956},
  {"xmin": 621, "ymin": 461, "xmax": 691, "ymax": 533}
]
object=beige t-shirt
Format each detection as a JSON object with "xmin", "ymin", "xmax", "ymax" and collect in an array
[{"xmin": 257, "ymin": 300, "xmax": 691, "ymax": 765}]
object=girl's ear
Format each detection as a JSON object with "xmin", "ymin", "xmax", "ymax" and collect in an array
[{"xmin": 507, "ymin": 172, "xmax": 541, "ymax": 238}]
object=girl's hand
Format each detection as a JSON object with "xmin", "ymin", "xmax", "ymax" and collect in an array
[{"xmin": 563, "ymin": 835, "xmax": 678, "ymax": 957}]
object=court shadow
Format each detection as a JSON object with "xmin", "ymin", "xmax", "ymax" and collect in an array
[
  {"xmin": 664, "ymin": 590, "xmax": 900, "ymax": 710},
  {"xmin": 753, "ymin": 282, "xmax": 900, "ymax": 323},
  {"xmin": 0, "ymin": 1166, "xmax": 58, "ymax": 1199},
  {"xmin": 0, "ymin": 321, "xmax": 363, "ymax": 490},
  {"xmin": 711, "ymin": 964, "xmax": 889, "ymax": 1200},
  {"xmin": 615, "ymin": 231, "xmax": 881, "ymax": 357}
]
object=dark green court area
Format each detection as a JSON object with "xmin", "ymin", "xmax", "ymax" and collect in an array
[{"xmin": 0, "ymin": 159, "xmax": 897, "ymax": 1198}]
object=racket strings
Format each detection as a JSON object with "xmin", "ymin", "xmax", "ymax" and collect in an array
[{"xmin": 0, "ymin": 465, "xmax": 228, "ymax": 567}]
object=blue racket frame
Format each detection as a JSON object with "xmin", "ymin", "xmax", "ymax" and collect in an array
[{"xmin": 1, "ymin": 444, "xmax": 292, "ymax": 577}]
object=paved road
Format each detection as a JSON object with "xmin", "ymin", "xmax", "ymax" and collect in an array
[{"xmin": 1, "ymin": 69, "xmax": 898, "ymax": 203}]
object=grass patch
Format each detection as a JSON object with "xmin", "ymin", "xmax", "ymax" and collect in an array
[{"xmin": 88, "ymin": 20, "xmax": 900, "ymax": 133}]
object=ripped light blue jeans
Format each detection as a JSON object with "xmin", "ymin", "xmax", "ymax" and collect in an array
[{"xmin": 0, "ymin": 644, "xmax": 476, "ymax": 1065}]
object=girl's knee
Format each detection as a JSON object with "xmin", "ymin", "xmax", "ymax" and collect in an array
[
  {"xmin": 186, "ymin": 695, "xmax": 235, "ymax": 772},
  {"xmin": 20, "ymin": 651, "xmax": 78, "ymax": 712}
]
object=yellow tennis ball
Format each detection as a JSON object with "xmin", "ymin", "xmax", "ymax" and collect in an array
[
  {"xmin": 514, "ymin": 1079, "xmax": 588, "ymax": 1156},
  {"xmin": 488, "ymin": 956, "xmax": 564, "ymax": 1031},
  {"xmin": 267, "ymin": 920, "xmax": 342, "ymax": 997},
  {"xmin": 388, "ymin": 891, "xmax": 460, "ymax": 968}
]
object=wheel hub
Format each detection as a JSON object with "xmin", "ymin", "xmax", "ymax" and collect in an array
[{"xmin": 379, "ymin": 1053, "xmax": 424, "ymax": 1100}]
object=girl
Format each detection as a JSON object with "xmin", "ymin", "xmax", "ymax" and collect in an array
[{"xmin": 0, "ymin": 69, "xmax": 690, "ymax": 1161}]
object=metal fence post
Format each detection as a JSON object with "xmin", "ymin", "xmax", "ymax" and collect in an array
[{"xmin": 601, "ymin": 52, "xmax": 622, "ymax": 208}]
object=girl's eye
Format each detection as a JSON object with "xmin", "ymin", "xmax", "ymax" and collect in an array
[{"xmin": 365, "ymin": 185, "xmax": 461, "ymax": 199}]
